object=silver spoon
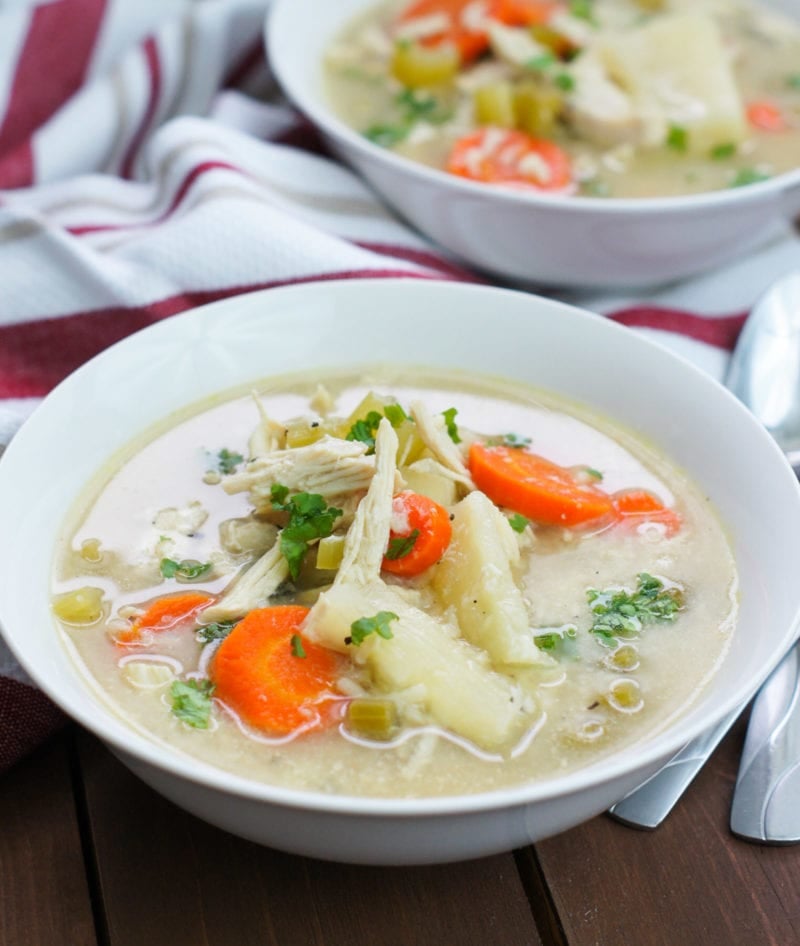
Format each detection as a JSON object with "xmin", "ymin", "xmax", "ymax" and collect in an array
[{"xmin": 609, "ymin": 270, "xmax": 800, "ymax": 831}]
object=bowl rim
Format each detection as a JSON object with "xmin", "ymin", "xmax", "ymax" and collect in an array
[
  {"xmin": 2, "ymin": 277, "xmax": 800, "ymax": 819},
  {"xmin": 266, "ymin": 0, "xmax": 800, "ymax": 216}
]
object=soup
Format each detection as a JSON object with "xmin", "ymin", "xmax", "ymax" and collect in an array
[
  {"xmin": 52, "ymin": 368, "xmax": 737, "ymax": 798},
  {"xmin": 325, "ymin": 0, "xmax": 800, "ymax": 198}
]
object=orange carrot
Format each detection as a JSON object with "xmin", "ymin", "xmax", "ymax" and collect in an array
[
  {"xmin": 116, "ymin": 592, "xmax": 212, "ymax": 644},
  {"xmin": 447, "ymin": 129, "xmax": 573, "ymax": 191},
  {"xmin": 381, "ymin": 490, "xmax": 453, "ymax": 577},
  {"xmin": 612, "ymin": 489, "xmax": 682, "ymax": 537},
  {"xmin": 746, "ymin": 100, "xmax": 787, "ymax": 132},
  {"xmin": 211, "ymin": 606, "xmax": 340, "ymax": 735},
  {"xmin": 396, "ymin": 0, "xmax": 560, "ymax": 63},
  {"xmin": 469, "ymin": 443, "xmax": 615, "ymax": 527},
  {"xmin": 494, "ymin": 0, "xmax": 562, "ymax": 26}
]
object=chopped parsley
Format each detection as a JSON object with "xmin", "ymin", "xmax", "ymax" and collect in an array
[
  {"xmin": 525, "ymin": 52, "xmax": 557, "ymax": 71},
  {"xmin": 730, "ymin": 167, "xmax": 771, "ymax": 188},
  {"xmin": 494, "ymin": 432, "xmax": 531, "ymax": 449},
  {"xmin": 346, "ymin": 611, "xmax": 399, "ymax": 647},
  {"xmin": 710, "ymin": 142, "xmax": 736, "ymax": 160},
  {"xmin": 196, "ymin": 620, "xmax": 236, "ymax": 643},
  {"xmin": 587, "ymin": 573, "xmax": 684, "ymax": 647},
  {"xmin": 442, "ymin": 407, "xmax": 461, "ymax": 444},
  {"xmin": 270, "ymin": 484, "xmax": 343, "ymax": 580},
  {"xmin": 290, "ymin": 634, "xmax": 307, "ymax": 658},
  {"xmin": 385, "ymin": 529, "xmax": 420, "ymax": 560},
  {"xmin": 554, "ymin": 73, "xmax": 575, "ymax": 92},
  {"xmin": 569, "ymin": 0, "xmax": 598, "ymax": 26},
  {"xmin": 364, "ymin": 89, "xmax": 452, "ymax": 149},
  {"xmin": 160, "ymin": 558, "xmax": 213, "ymax": 581},
  {"xmin": 787, "ymin": 74, "xmax": 800, "ymax": 89},
  {"xmin": 666, "ymin": 125, "xmax": 688, "ymax": 152},
  {"xmin": 346, "ymin": 410, "xmax": 383, "ymax": 450},
  {"xmin": 534, "ymin": 624, "xmax": 578, "ymax": 655},
  {"xmin": 508, "ymin": 514, "xmax": 529, "ymax": 533},
  {"xmin": 171, "ymin": 679, "xmax": 215, "ymax": 728},
  {"xmin": 216, "ymin": 448, "xmax": 244, "ymax": 475}
]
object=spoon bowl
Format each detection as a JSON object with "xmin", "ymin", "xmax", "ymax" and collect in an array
[{"xmin": 726, "ymin": 271, "xmax": 800, "ymax": 470}]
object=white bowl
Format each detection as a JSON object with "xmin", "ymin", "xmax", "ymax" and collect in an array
[
  {"xmin": 266, "ymin": 0, "xmax": 800, "ymax": 289},
  {"xmin": 1, "ymin": 279, "xmax": 800, "ymax": 865}
]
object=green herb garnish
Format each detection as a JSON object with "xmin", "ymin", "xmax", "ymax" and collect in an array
[
  {"xmin": 385, "ymin": 529, "xmax": 420, "ymax": 560},
  {"xmin": 787, "ymin": 74, "xmax": 800, "ymax": 89},
  {"xmin": 498, "ymin": 432, "xmax": 531, "ymax": 449},
  {"xmin": 346, "ymin": 611, "xmax": 399, "ymax": 646},
  {"xmin": 534, "ymin": 624, "xmax": 578, "ymax": 656},
  {"xmin": 730, "ymin": 167, "xmax": 771, "ymax": 188},
  {"xmin": 290, "ymin": 634, "xmax": 307, "ymax": 658},
  {"xmin": 508, "ymin": 514, "xmax": 529, "ymax": 533},
  {"xmin": 666, "ymin": 125, "xmax": 688, "ymax": 152},
  {"xmin": 346, "ymin": 410, "xmax": 383, "ymax": 451},
  {"xmin": 525, "ymin": 52, "xmax": 556, "ymax": 71},
  {"xmin": 569, "ymin": 0, "xmax": 597, "ymax": 26},
  {"xmin": 364, "ymin": 124, "xmax": 409, "ymax": 148},
  {"xmin": 554, "ymin": 73, "xmax": 575, "ymax": 92},
  {"xmin": 710, "ymin": 142, "xmax": 736, "ymax": 160},
  {"xmin": 171, "ymin": 679, "xmax": 215, "ymax": 728},
  {"xmin": 442, "ymin": 407, "xmax": 461, "ymax": 444},
  {"xmin": 270, "ymin": 485, "xmax": 344, "ymax": 580},
  {"xmin": 160, "ymin": 558, "xmax": 213, "ymax": 581},
  {"xmin": 587, "ymin": 573, "xmax": 684, "ymax": 647},
  {"xmin": 196, "ymin": 621, "xmax": 236, "ymax": 643},
  {"xmin": 216, "ymin": 448, "xmax": 244, "ymax": 475}
]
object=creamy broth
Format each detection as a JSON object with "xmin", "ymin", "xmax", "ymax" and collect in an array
[
  {"xmin": 325, "ymin": 0, "xmax": 800, "ymax": 198},
  {"xmin": 53, "ymin": 368, "xmax": 737, "ymax": 798}
]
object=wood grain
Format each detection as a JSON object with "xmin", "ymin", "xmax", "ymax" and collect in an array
[
  {"xmin": 534, "ymin": 717, "xmax": 800, "ymax": 946},
  {"xmin": 76, "ymin": 732, "xmax": 542, "ymax": 946},
  {"xmin": 0, "ymin": 730, "xmax": 96, "ymax": 946}
]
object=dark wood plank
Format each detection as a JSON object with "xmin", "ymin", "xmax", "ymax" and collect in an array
[
  {"xmin": 76, "ymin": 731, "xmax": 542, "ymax": 946},
  {"xmin": 533, "ymin": 716, "xmax": 800, "ymax": 946},
  {"xmin": 0, "ymin": 729, "xmax": 97, "ymax": 946}
]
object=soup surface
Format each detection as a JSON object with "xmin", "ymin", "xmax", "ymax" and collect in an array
[
  {"xmin": 53, "ymin": 368, "xmax": 737, "ymax": 798},
  {"xmin": 325, "ymin": 0, "xmax": 800, "ymax": 198}
]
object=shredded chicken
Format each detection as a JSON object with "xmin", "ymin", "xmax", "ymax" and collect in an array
[
  {"xmin": 566, "ymin": 52, "xmax": 645, "ymax": 148},
  {"xmin": 248, "ymin": 395, "xmax": 286, "ymax": 459},
  {"xmin": 222, "ymin": 436, "xmax": 397, "ymax": 505},
  {"xmin": 409, "ymin": 400, "xmax": 474, "ymax": 490},
  {"xmin": 487, "ymin": 21, "xmax": 548, "ymax": 67},
  {"xmin": 201, "ymin": 542, "xmax": 289, "ymax": 624}
]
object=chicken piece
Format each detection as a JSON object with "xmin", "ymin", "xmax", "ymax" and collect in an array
[
  {"xmin": 566, "ymin": 51, "xmax": 646, "ymax": 148},
  {"xmin": 409, "ymin": 400, "xmax": 474, "ymax": 491},
  {"xmin": 152, "ymin": 501, "xmax": 208, "ymax": 536},
  {"xmin": 248, "ymin": 395, "xmax": 286, "ymax": 459},
  {"xmin": 486, "ymin": 21, "xmax": 549, "ymax": 68},
  {"xmin": 200, "ymin": 542, "xmax": 289, "ymax": 624},
  {"xmin": 222, "ymin": 436, "xmax": 395, "ymax": 506}
]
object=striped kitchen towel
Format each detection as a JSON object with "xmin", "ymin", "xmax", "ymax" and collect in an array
[{"xmin": 0, "ymin": 0, "xmax": 799, "ymax": 774}]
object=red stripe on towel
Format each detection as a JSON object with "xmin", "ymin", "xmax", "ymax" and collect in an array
[
  {"xmin": 608, "ymin": 306, "xmax": 748, "ymax": 351},
  {"xmin": 120, "ymin": 36, "xmax": 162, "ymax": 179},
  {"xmin": 68, "ymin": 160, "xmax": 243, "ymax": 235},
  {"xmin": 0, "ymin": 0, "xmax": 107, "ymax": 187}
]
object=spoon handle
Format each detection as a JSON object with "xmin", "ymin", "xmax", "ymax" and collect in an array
[
  {"xmin": 730, "ymin": 641, "xmax": 800, "ymax": 843},
  {"xmin": 607, "ymin": 703, "xmax": 744, "ymax": 829}
]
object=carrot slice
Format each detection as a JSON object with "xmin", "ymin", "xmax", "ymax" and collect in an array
[
  {"xmin": 116, "ymin": 592, "xmax": 212, "ymax": 644},
  {"xmin": 396, "ymin": 0, "xmax": 560, "ymax": 63},
  {"xmin": 469, "ymin": 443, "xmax": 615, "ymax": 527},
  {"xmin": 447, "ymin": 129, "xmax": 573, "ymax": 191},
  {"xmin": 381, "ymin": 490, "xmax": 453, "ymax": 577},
  {"xmin": 612, "ymin": 488, "xmax": 682, "ymax": 537},
  {"xmin": 211, "ymin": 605, "xmax": 340, "ymax": 736},
  {"xmin": 746, "ymin": 100, "xmax": 787, "ymax": 132},
  {"xmin": 494, "ymin": 0, "xmax": 562, "ymax": 26}
]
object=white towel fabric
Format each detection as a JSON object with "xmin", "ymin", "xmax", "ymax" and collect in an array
[{"xmin": 0, "ymin": 0, "xmax": 798, "ymax": 772}]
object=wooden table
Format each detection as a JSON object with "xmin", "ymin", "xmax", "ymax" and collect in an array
[{"xmin": 2, "ymin": 716, "xmax": 799, "ymax": 946}]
